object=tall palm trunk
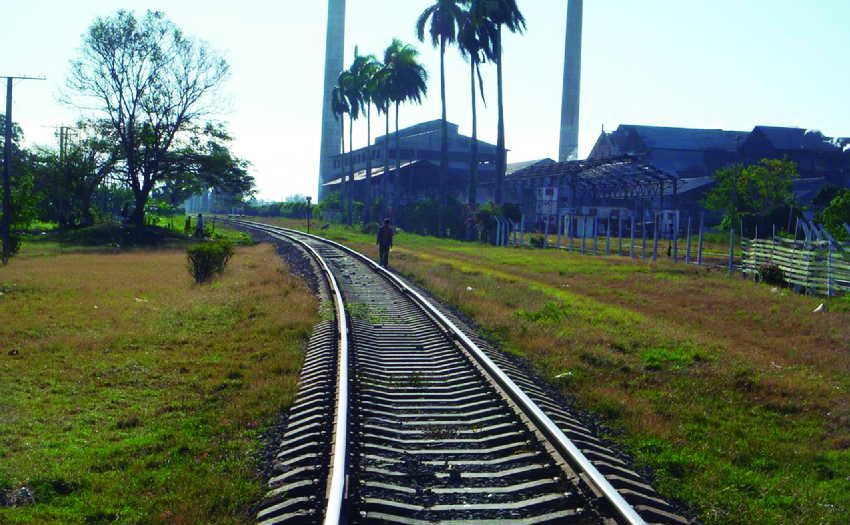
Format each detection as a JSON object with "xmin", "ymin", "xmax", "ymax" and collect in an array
[
  {"xmin": 468, "ymin": 59, "xmax": 478, "ymax": 208},
  {"xmin": 365, "ymin": 104, "xmax": 372, "ymax": 223},
  {"xmin": 394, "ymin": 100, "xmax": 400, "ymax": 216},
  {"xmin": 348, "ymin": 118, "xmax": 354, "ymax": 225},
  {"xmin": 383, "ymin": 108, "xmax": 390, "ymax": 217},
  {"xmin": 340, "ymin": 119, "xmax": 345, "ymax": 216},
  {"xmin": 438, "ymin": 36, "xmax": 448, "ymax": 236},
  {"xmin": 494, "ymin": 26, "xmax": 506, "ymax": 205}
]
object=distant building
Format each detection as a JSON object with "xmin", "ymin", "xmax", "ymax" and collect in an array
[
  {"xmin": 589, "ymin": 124, "xmax": 850, "ymax": 212},
  {"xmin": 505, "ymin": 156, "xmax": 677, "ymax": 231},
  {"xmin": 323, "ymin": 119, "xmax": 499, "ymax": 206}
]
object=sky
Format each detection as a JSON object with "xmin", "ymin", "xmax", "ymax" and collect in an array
[{"xmin": 3, "ymin": 0, "xmax": 850, "ymax": 200}]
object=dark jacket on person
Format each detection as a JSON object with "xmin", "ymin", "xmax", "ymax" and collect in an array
[{"xmin": 377, "ymin": 225, "xmax": 394, "ymax": 248}]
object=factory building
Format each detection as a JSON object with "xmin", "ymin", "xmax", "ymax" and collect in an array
[
  {"xmin": 322, "ymin": 120, "xmax": 499, "ymax": 207},
  {"xmin": 588, "ymin": 124, "xmax": 850, "ymax": 213}
]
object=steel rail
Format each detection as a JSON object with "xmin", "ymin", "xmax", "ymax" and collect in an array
[
  {"xmin": 234, "ymin": 219, "xmax": 647, "ymax": 525},
  {"xmin": 258, "ymin": 227, "xmax": 350, "ymax": 525}
]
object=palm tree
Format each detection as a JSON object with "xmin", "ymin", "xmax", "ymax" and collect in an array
[
  {"xmin": 383, "ymin": 39, "xmax": 428, "ymax": 216},
  {"xmin": 417, "ymin": 0, "xmax": 465, "ymax": 235},
  {"xmin": 339, "ymin": 68, "xmax": 362, "ymax": 225},
  {"xmin": 351, "ymin": 50, "xmax": 382, "ymax": 222},
  {"xmin": 482, "ymin": 0, "xmax": 525, "ymax": 205},
  {"xmin": 369, "ymin": 65, "xmax": 393, "ymax": 218},
  {"xmin": 458, "ymin": 2, "xmax": 496, "ymax": 208},
  {"xmin": 331, "ymin": 77, "xmax": 350, "ymax": 219}
]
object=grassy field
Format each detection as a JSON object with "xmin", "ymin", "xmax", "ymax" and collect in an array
[
  {"xmin": 0, "ymin": 236, "xmax": 316, "ymax": 524},
  {"xmin": 251, "ymin": 217, "xmax": 850, "ymax": 525}
]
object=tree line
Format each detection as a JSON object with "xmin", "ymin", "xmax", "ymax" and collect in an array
[
  {"xmin": 0, "ymin": 10, "xmax": 253, "ymax": 262},
  {"xmin": 330, "ymin": 0, "xmax": 525, "ymax": 235}
]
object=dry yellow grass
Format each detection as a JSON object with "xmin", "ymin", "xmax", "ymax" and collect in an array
[{"xmin": 0, "ymin": 242, "xmax": 317, "ymax": 524}]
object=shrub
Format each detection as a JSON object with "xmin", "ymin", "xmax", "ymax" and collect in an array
[
  {"xmin": 758, "ymin": 263, "xmax": 785, "ymax": 286},
  {"xmin": 187, "ymin": 240, "xmax": 234, "ymax": 283},
  {"xmin": 529, "ymin": 234, "xmax": 545, "ymax": 248}
]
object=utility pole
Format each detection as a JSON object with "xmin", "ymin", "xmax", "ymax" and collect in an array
[{"xmin": 2, "ymin": 75, "xmax": 45, "ymax": 263}]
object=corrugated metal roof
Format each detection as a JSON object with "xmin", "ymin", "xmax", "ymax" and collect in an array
[
  {"xmin": 752, "ymin": 126, "xmax": 842, "ymax": 152},
  {"xmin": 617, "ymin": 124, "xmax": 748, "ymax": 152},
  {"xmin": 506, "ymin": 158, "xmax": 556, "ymax": 175}
]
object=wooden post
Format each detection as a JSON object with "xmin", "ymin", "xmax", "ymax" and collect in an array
[
  {"xmin": 630, "ymin": 216, "xmax": 636, "ymax": 258},
  {"xmin": 827, "ymin": 242, "xmax": 833, "ymax": 297},
  {"xmin": 520, "ymin": 215, "xmax": 525, "ymax": 245},
  {"xmin": 606, "ymin": 218, "xmax": 611, "ymax": 255},
  {"xmin": 672, "ymin": 211, "xmax": 679, "ymax": 263},
  {"xmin": 568, "ymin": 215, "xmax": 574, "ymax": 251},
  {"xmin": 618, "ymin": 216, "xmax": 624, "ymax": 256},
  {"xmin": 771, "ymin": 224, "xmax": 776, "ymax": 264},
  {"xmin": 543, "ymin": 215, "xmax": 550, "ymax": 248},
  {"xmin": 685, "ymin": 216, "xmax": 692, "ymax": 264},
  {"xmin": 556, "ymin": 214, "xmax": 562, "ymax": 248},
  {"xmin": 581, "ymin": 217, "xmax": 587, "ymax": 254},
  {"xmin": 652, "ymin": 213, "xmax": 659, "ymax": 262},
  {"xmin": 697, "ymin": 214, "xmax": 704, "ymax": 265},
  {"xmin": 728, "ymin": 226, "xmax": 735, "ymax": 272},
  {"xmin": 641, "ymin": 215, "xmax": 648, "ymax": 259},
  {"xmin": 593, "ymin": 217, "xmax": 599, "ymax": 255}
]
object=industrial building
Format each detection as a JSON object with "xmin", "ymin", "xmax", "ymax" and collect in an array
[{"xmin": 322, "ymin": 120, "xmax": 499, "ymax": 207}]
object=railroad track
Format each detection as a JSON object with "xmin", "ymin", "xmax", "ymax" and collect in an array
[{"xmin": 231, "ymin": 220, "xmax": 690, "ymax": 525}]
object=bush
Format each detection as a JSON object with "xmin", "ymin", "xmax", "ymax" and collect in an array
[
  {"xmin": 529, "ymin": 234, "xmax": 545, "ymax": 248},
  {"xmin": 757, "ymin": 263, "xmax": 785, "ymax": 286},
  {"xmin": 187, "ymin": 240, "xmax": 234, "ymax": 283}
]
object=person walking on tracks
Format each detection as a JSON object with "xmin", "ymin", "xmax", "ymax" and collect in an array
[{"xmin": 377, "ymin": 218, "xmax": 394, "ymax": 268}]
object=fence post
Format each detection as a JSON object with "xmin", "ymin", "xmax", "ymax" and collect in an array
[
  {"xmin": 580, "ymin": 217, "xmax": 586, "ymax": 254},
  {"xmin": 728, "ymin": 226, "xmax": 735, "ymax": 272},
  {"xmin": 697, "ymin": 214, "xmax": 704, "ymax": 265},
  {"xmin": 771, "ymin": 224, "xmax": 776, "ymax": 264},
  {"xmin": 593, "ymin": 217, "xmax": 599, "ymax": 255},
  {"xmin": 652, "ymin": 214, "xmax": 659, "ymax": 262},
  {"xmin": 543, "ymin": 215, "xmax": 549, "ymax": 248},
  {"xmin": 642, "ymin": 216, "xmax": 648, "ymax": 259},
  {"xmin": 826, "ymin": 241, "xmax": 833, "ymax": 297},
  {"xmin": 618, "ymin": 216, "xmax": 624, "ymax": 256},
  {"xmin": 672, "ymin": 211, "xmax": 679, "ymax": 263},
  {"xmin": 606, "ymin": 218, "xmax": 611, "ymax": 255},
  {"xmin": 520, "ymin": 215, "xmax": 525, "ymax": 246},
  {"xmin": 630, "ymin": 216, "xmax": 636, "ymax": 258},
  {"xmin": 568, "ymin": 215, "xmax": 574, "ymax": 251},
  {"xmin": 685, "ymin": 216, "xmax": 692, "ymax": 264},
  {"xmin": 556, "ymin": 214, "xmax": 562, "ymax": 248}
]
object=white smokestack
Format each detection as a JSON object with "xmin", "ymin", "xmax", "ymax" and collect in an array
[
  {"xmin": 559, "ymin": 0, "xmax": 583, "ymax": 162},
  {"xmin": 318, "ymin": 0, "xmax": 346, "ymax": 199}
]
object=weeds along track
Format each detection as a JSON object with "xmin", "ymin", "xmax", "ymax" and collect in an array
[{"xmin": 233, "ymin": 220, "xmax": 691, "ymax": 525}]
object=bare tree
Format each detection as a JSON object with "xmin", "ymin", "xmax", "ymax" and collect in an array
[{"xmin": 67, "ymin": 10, "xmax": 229, "ymax": 227}]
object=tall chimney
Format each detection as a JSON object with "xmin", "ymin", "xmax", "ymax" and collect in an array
[
  {"xmin": 559, "ymin": 0, "xmax": 583, "ymax": 162},
  {"xmin": 318, "ymin": 0, "xmax": 346, "ymax": 200}
]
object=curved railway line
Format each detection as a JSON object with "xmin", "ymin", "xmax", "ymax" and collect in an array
[{"xmin": 231, "ymin": 220, "xmax": 691, "ymax": 525}]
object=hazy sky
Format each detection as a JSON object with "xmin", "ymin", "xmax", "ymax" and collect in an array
[{"xmin": 4, "ymin": 1, "xmax": 849, "ymax": 200}]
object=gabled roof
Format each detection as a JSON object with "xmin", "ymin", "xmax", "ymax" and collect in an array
[
  {"xmin": 506, "ymin": 156, "xmax": 676, "ymax": 199},
  {"xmin": 616, "ymin": 124, "xmax": 748, "ymax": 152},
  {"xmin": 506, "ymin": 158, "xmax": 555, "ymax": 175},
  {"xmin": 750, "ymin": 126, "xmax": 842, "ymax": 152}
]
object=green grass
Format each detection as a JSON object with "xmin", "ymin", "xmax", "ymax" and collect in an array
[
  {"xmin": 245, "ymin": 217, "xmax": 850, "ymax": 525},
  {"xmin": 0, "ymin": 240, "xmax": 317, "ymax": 524}
]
